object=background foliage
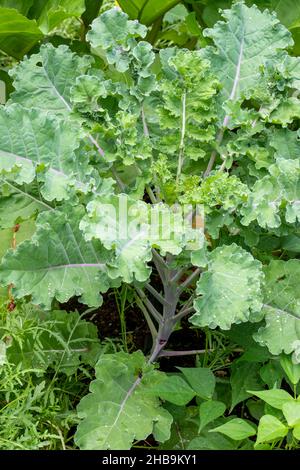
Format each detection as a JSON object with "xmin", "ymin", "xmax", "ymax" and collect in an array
[{"xmin": 0, "ymin": 0, "xmax": 300, "ymax": 451}]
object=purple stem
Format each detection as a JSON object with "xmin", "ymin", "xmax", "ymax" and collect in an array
[{"xmin": 159, "ymin": 349, "xmax": 208, "ymax": 358}]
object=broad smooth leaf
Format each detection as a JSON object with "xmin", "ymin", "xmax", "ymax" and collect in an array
[
  {"xmin": 270, "ymin": 0, "xmax": 300, "ymax": 28},
  {"xmin": 177, "ymin": 367, "xmax": 216, "ymax": 399},
  {"xmin": 249, "ymin": 389, "xmax": 294, "ymax": 410},
  {"xmin": 230, "ymin": 362, "xmax": 263, "ymax": 411},
  {"xmin": 29, "ymin": 0, "xmax": 86, "ymax": 33},
  {"xmin": 293, "ymin": 424, "xmax": 300, "ymax": 440},
  {"xmin": 0, "ymin": 208, "xmax": 114, "ymax": 309},
  {"xmin": 118, "ymin": 0, "xmax": 181, "ymax": 25},
  {"xmin": 159, "ymin": 406, "xmax": 199, "ymax": 450},
  {"xmin": 81, "ymin": 0, "xmax": 103, "ymax": 27},
  {"xmin": 191, "ymin": 244, "xmax": 264, "ymax": 330},
  {"xmin": 259, "ymin": 361, "xmax": 284, "ymax": 388},
  {"xmin": 0, "ymin": 0, "xmax": 34, "ymax": 15},
  {"xmin": 188, "ymin": 418, "xmax": 240, "ymax": 450},
  {"xmin": 75, "ymin": 351, "xmax": 172, "ymax": 450},
  {"xmin": 282, "ymin": 401, "xmax": 300, "ymax": 427},
  {"xmin": 148, "ymin": 374, "xmax": 195, "ymax": 406},
  {"xmin": 210, "ymin": 418, "xmax": 256, "ymax": 440},
  {"xmin": 280, "ymin": 354, "xmax": 300, "ymax": 386},
  {"xmin": 199, "ymin": 400, "xmax": 226, "ymax": 432},
  {"xmin": 187, "ymin": 434, "xmax": 237, "ymax": 450},
  {"xmin": 256, "ymin": 415, "xmax": 288, "ymax": 444},
  {"xmin": 0, "ymin": 7, "xmax": 43, "ymax": 58}
]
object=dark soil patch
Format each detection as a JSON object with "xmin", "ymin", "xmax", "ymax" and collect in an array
[{"xmin": 60, "ymin": 288, "xmax": 205, "ymax": 371}]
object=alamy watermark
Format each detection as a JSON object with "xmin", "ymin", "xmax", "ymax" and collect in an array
[{"xmin": 91, "ymin": 196, "xmax": 205, "ymax": 251}]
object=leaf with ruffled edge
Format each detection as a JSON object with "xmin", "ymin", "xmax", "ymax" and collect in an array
[
  {"xmin": 87, "ymin": 8, "xmax": 147, "ymax": 73},
  {"xmin": 80, "ymin": 194, "xmax": 204, "ymax": 283},
  {"xmin": 203, "ymin": 2, "xmax": 293, "ymax": 124},
  {"xmin": 240, "ymin": 158, "xmax": 300, "ymax": 228},
  {"xmin": 254, "ymin": 259, "xmax": 300, "ymax": 363},
  {"xmin": 190, "ymin": 244, "xmax": 264, "ymax": 330},
  {"xmin": 0, "ymin": 104, "xmax": 95, "ymax": 201}
]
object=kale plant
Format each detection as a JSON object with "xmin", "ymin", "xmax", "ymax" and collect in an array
[{"xmin": 0, "ymin": 2, "xmax": 300, "ymax": 449}]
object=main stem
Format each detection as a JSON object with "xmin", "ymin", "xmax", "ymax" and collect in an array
[
  {"xmin": 136, "ymin": 253, "xmax": 198, "ymax": 364},
  {"xmin": 137, "ymin": 101, "xmax": 198, "ymax": 363}
]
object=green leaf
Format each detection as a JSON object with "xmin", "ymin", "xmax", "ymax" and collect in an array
[
  {"xmin": 2, "ymin": 307, "xmax": 101, "ymax": 374},
  {"xmin": 230, "ymin": 362, "xmax": 263, "ymax": 411},
  {"xmin": 87, "ymin": 8, "xmax": 147, "ymax": 72},
  {"xmin": 282, "ymin": 401, "xmax": 300, "ymax": 426},
  {"xmin": 189, "ymin": 172, "xmax": 248, "ymax": 211},
  {"xmin": 249, "ymin": 389, "xmax": 294, "ymax": 410},
  {"xmin": 259, "ymin": 361, "xmax": 283, "ymax": 388},
  {"xmin": 156, "ymin": 50, "xmax": 218, "ymax": 174},
  {"xmin": 256, "ymin": 415, "xmax": 288, "ymax": 444},
  {"xmin": 199, "ymin": 400, "xmax": 226, "ymax": 432},
  {"xmin": 247, "ymin": 399, "xmax": 265, "ymax": 421},
  {"xmin": 118, "ymin": 0, "xmax": 181, "ymax": 25},
  {"xmin": 254, "ymin": 260, "xmax": 300, "ymax": 363},
  {"xmin": 0, "ymin": 219, "xmax": 36, "ymax": 299},
  {"xmin": 81, "ymin": 0, "xmax": 103, "ymax": 28},
  {"xmin": 0, "ymin": 104, "xmax": 92, "ymax": 201},
  {"xmin": 30, "ymin": 0, "xmax": 86, "ymax": 34},
  {"xmin": 149, "ymin": 374, "xmax": 195, "ymax": 406},
  {"xmin": 0, "ymin": 7, "xmax": 43, "ymax": 59},
  {"xmin": 270, "ymin": 0, "xmax": 300, "ymax": 29},
  {"xmin": 269, "ymin": 97, "xmax": 300, "ymax": 126},
  {"xmin": 210, "ymin": 418, "xmax": 256, "ymax": 440},
  {"xmin": 159, "ymin": 406, "xmax": 199, "ymax": 450},
  {"xmin": 238, "ymin": 1, "xmax": 300, "ymax": 56},
  {"xmin": 0, "ymin": 219, "xmax": 35, "ymax": 257},
  {"xmin": 80, "ymin": 195, "xmax": 152, "ymax": 283},
  {"xmin": 191, "ymin": 244, "xmax": 264, "ymax": 330},
  {"xmin": 177, "ymin": 366, "xmax": 216, "ymax": 399},
  {"xmin": 280, "ymin": 354, "xmax": 300, "ymax": 386},
  {"xmin": 202, "ymin": 1, "xmax": 230, "ymax": 28},
  {"xmin": 242, "ymin": 158, "xmax": 300, "ymax": 228},
  {"xmin": 293, "ymin": 424, "xmax": 300, "ymax": 440},
  {"xmin": 188, "ymin": 433, "xmax": 237, "ymax": 450},
  {"xmin": 240, "ymin": 178, "xmax": 281, "ymax": 229},
  {"xmin": 270, "ymin": 129, "xmax": 300, "ymax": 161},
  {"xmin": 0, "ymin": 208, "xmax": 114, "ymax": 309},
  {"xmin": 75, "ymin": 351, "xmax": 172, "ymax": 450},
  {"xmin": 0, "ymin": 183, "xmax": 47, "ymax": 229},
  {"xmin": 80, "ymin": 194, "xmax": 202, "ymax": 283},
  {"xmin": 282, "ymin": 235, "xmax": 300, "ymax": 253},
  {"xmin": 164, "ymin": 4, "xmax": 189, "ymax": 24},
  {"xmin": 0, "ymin": 1, "xmax": 34, "ymax": 16},
  {"xmin": 9, "ymin": 43, "xmax": 92, "ymax": 115},
  {"xmin": 204, "ymin": 2, "xmax": 292, "ymax": 123}
]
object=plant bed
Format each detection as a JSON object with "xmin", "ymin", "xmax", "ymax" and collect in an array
[{"xmin": 1, "ymin": 1, "xmax": 300, "ymax": 451}]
